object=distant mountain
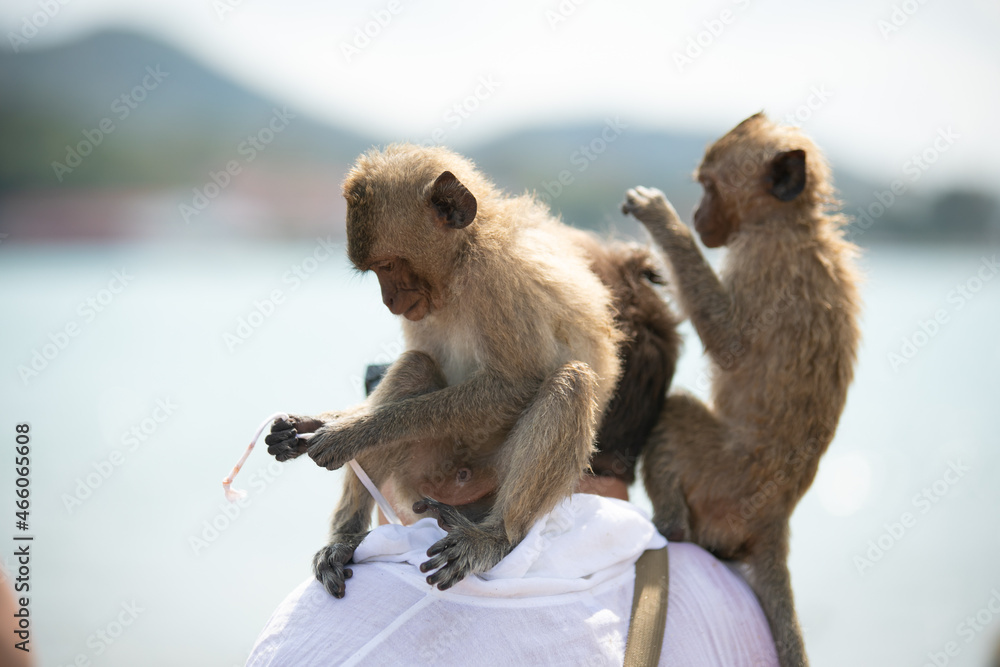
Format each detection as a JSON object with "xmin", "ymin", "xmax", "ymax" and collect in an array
[
  {"xmin": 0, "ymin": 29, "xmax": 373, "ymax": 191},
  {"xmin": 469, "ymin": 125, "xmax": 710, "ymax": 235},
  {"xmin": 1, "ymin": 29, "xmax": 997, "ymax": 244}
]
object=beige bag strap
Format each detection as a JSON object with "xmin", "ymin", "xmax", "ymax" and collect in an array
[{"xmin": 624, "ymin": 547, "xmax": 670, "ymax": 667}]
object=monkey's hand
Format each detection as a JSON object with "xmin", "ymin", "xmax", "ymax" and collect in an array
[
  {"xmin": 264, "ymin": 415, "xmax": 323, "ymax": 461},
  {"xmin": 622, "ymin": 186, "xmax": 690, "ymax": 238},
  {"xmin": 306, "ymin": 412, "xmax": 372, "ymax": 471},
  {"xmin": 414, "ymin": 498, "xmax": 513, "ymax": 591},
  {"xmin": 313, "ymin": 540, "xmax": 362, "ymax": 598}
]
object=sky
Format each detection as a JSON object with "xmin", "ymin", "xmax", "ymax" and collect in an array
[{"xmin": 3, "ymin": 0, "xmax": 1000, "ymax": 188}]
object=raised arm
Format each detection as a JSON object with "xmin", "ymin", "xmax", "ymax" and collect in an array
[{"xmin": 623, "ymin": 186, "xmax": 741, "ymax": 366}]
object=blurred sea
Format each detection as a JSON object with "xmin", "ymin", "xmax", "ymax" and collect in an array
[{"xmin": 0, "ymin": 241, "xmax": 998, "ymax": 666}]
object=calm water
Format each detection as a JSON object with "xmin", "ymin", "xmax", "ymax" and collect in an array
[{"xmin": 0, "ymin": 241, "xmax": 998, "ymax": 666}]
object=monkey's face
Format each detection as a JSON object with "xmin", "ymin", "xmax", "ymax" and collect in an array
[
  {"xmin": 693, "ymin": 174, "xmax": 738, "ymax": 248},
  {"xmin": 694, "ymin": 122, "xmax": 810, "ymax": 248},
  {"xmin": 344, "ymin": 156, "xmax": 479, "ymax": 322},
  {"xmin": 371, "ymin": 258, "xmax": 433, "ymax": 321}
]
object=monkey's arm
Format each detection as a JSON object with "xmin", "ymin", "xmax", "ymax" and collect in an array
[
  {"xmin": 623, "ymin": 187, "xmax": 741, "ymax": 366},
  {"xmin": 307, "ymin": 369, "xmax": 537, "ymax": 471},
  {"xmin": 265, "ymin": 351, "xmax": 446, "ymax": 462}
]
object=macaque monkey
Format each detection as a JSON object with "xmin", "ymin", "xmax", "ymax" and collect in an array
[
  {"xmin": 621, "ymin": 113, "xmax": 861, "ymax": 667},
  {"xmin": 267, "ymin": 144, "xmax": 628, "ymax": 597},
  {"xmin": 356, "ymin": 235, "xmax": 682, "ymax": 503}
]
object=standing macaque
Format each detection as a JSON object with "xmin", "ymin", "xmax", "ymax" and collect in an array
[
  {"xmin": 622, "ymin": 113, "xmax": 861, "ymax": 667},
  {"xmin": 267, "ymin": 144, "xmax": 636, "ymax": 597}
]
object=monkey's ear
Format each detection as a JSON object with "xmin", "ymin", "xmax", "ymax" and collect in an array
[
  {"xmin": 429, "ymin": 171, "xmax": 477, "ymax": 229},
  {"xmin": 767, "ymin": 149, "xmax": 807, "ymax": 202}
]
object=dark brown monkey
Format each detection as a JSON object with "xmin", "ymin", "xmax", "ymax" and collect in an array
[
  {"xmin": 267, "ymin": 144, "xmax": 625, "ymax": 597},
  {"xmin": 622, "ymin": 113, "xmax": 861, "ymax": 667},
  {"xmin": 573, "ymin": 234, "xmax": 681, "ymax": 486}
]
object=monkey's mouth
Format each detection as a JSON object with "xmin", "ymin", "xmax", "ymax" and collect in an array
[{"xmin": 402, "ymin": 296, "xmax": 430, "ymax": 321}]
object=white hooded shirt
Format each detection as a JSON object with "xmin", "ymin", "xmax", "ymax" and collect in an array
[{"xmin": 247, "ymin": 494, "xmax": 778, "ymax": 666}]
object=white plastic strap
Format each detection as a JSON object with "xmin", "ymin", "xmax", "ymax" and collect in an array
[{"xmin": 222, "ymin": 413, "xmax": 402, "ymax": 525}]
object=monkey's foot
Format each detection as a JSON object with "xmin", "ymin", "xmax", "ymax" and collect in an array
[
  {"xmin": 650, "ymin": 494, "xmax": 692, "ymax": 542},
  {"xmin": 414, "ymin": 498, "xmax": 512, "ymax": 591},
  {"xmin": 312, "ymin": 542, "xmax": 359, "ymax": 598},
  {"xmin": 653, "ymin": 515, "xmax": 691, "ymax": 543},
  {"xmin": 622, "ymin": 187, "xmax": 680, "ymax": 228},
  {"xmin": 264, "ymin": 415, "xmax": 321, "ymax": 461}
]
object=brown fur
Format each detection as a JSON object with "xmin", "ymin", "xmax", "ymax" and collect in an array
[
  {"xmin": 573, "ymin": 234, "xmax": 682, "ymax": 484},
  {"xmin": 269, "ymin": 144, "xmax": 627, "ymax": 596},
  {"xmin": 622, "ymin": 113, "xmax": 862, "ymax": 667}
]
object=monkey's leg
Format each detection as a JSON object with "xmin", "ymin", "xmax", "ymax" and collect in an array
[
  {"xmin": 622, "ymin": 187, "xmax": 742, "ymax": 365},
  {"xmin": 415, "ymin": 361, "xmax": 599, "ymax": 591},
  {"xmin": 313, "ymin": 463, "xmax": 379, "ymax": 598},
  {"xmin": 642, "ymin": 393, "xmax": 705, "ymax": 541},
  {"xmin": 744, "ymin": 528, "xmax": 808, "ymax": 667},
  {"xmin": 313, "ymin": 352, "xmax": 447, "ymax": 598}
]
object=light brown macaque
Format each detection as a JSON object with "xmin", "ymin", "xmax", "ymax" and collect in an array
[
  {"xmin": 359, "ymin": 234, "xmax": 682, "ymax": 517},
  {"xmin": 267, "ymin": 144, "xmax": 630, "ymax": 597},
  {"xmin": 622, "ymin": 113, "xmax": 862, "ymax": 667}
]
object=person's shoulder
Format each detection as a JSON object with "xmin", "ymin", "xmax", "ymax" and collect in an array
[
  {"xmin": 661, "ymin": 542, "xmax": 779, "ymax": 667},
  {"xmin": 246, "ymin": 566, "xmax": 424, "ymax": 667}
]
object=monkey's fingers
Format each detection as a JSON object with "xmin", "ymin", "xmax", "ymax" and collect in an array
[
  {"xmin": 423, "ymin": 543, "xmax": 474, "ymax": 591},
  {"xmin": 264, "ymin": 429, "xmax": 307, "ymax": 461},
  {"xmin": 264, "ymin": 429, "xmax": 297, "ymax": 446},
  {"xmin": 413, "ymin": 497, "xmax": 466, "ymax": 532},
  {"xmin": 270, "ymin": 418, "xmax": 295, "ymax": 433},
  {"xmin": 421, "ymin": 535, "xmax": 457, "ymax": 572}
]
